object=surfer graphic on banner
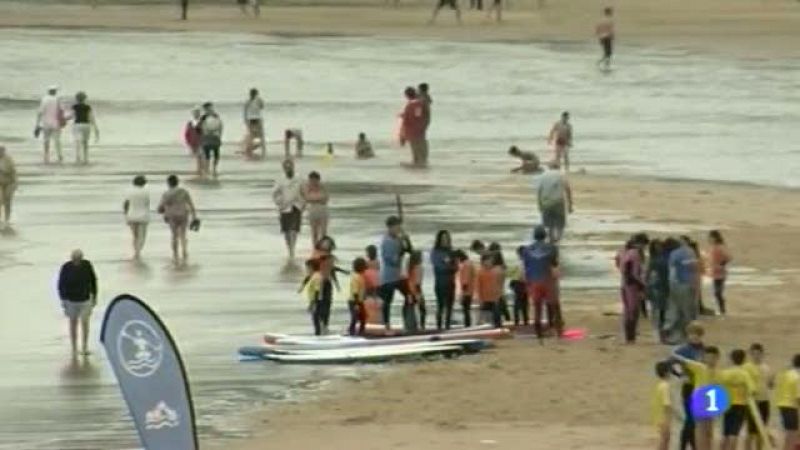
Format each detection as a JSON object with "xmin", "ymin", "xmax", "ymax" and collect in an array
[{"xmin": 100, "ymin": 294, "xmax": 198, "ymax": 450}]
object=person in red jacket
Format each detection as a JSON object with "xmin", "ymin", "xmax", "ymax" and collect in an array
[{"xmin": 399, "ymin": 87, "xmax": 429, "ymax": 168}]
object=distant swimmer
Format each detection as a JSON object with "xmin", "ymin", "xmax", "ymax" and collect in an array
[
  {"xmin": 272, "ymin": 159, "xmax": 304, "ymax": 259},
  {"xmin": 398, "ymin": 87, "xmax": 429, "ymax": 168},
  {"xmin": 0, "ymin": 145, "xmax": 18, "ymax": 226},
  {"xmin": 548, "ymin": 111, "xmax": 573, "ymax": 171},
  {"xmin": 69, "ymin": 91, "xmax": 100, "ymax": 165},
  {"xmin": 595, "ymin": 7, "xmax": 615, "ymax": 70},
  {"xmin": 158, "ymin": 174, "xmax": 199, "ymax": 266},
  {"xmin": 301, "ymin": 171, "xmax": 330, "ymax": 249},
  {"xmin": 429, "ymin": 0, "xmax": 461, "ymax": 24},
  {"xmin": 35, "ymin": 85, "xmax": 65, "ymax": 164},
  {"xmin": 536, "ymin": 161, "xmax": 573, "ymax": 244},
  {"xmin": 57, "ymin": 249, "xmax": 98, "ymax": 355},
  {"xmin": 284, "ymin": 128, "xmax": 304, "ymax": 159},
  {"xmin": 198, "ymin": 102, "xmax": 223, "ymax": 179},
  {"xmin": 243, "ymin": 88, "xmax": 266, "ymax": 159},
  {"xmin": 123, "ymin": 175, "xmax": 150, "ymax": 260},
  {"xmin": 508, "ymin": 145, "xmax": 541, "ymax": 174},
  {"xmin": 355, "ymin": 132, "xmax": 374, "ymax": 159}
]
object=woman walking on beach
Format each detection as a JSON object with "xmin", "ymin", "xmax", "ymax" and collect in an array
[
  {"xmin": 0, "ymin": 145, "xmax": 18, "ymax": 227},
  {"xmin": 302, "ymin": 171, "xmax": 330, "ymax": 249},
  {"xmin": 430, "ymin": 230, "xmax": 457, "ymax": 330},
  {"xmin": 122, "ymin": 175, "xmax": 150, "ymax": 260},
  {"xmin": 70, "ymin": 91, "xmax": 99, "ymax": 165},
  {"xmin": 158, "ymin": 174, "xmax": 198, "ymax": 266},
  {"xmin": 707, "ymin": 230, "xmax": 731, "ymax": 315}
]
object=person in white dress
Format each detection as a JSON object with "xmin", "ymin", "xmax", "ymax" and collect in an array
[
  {"xmin": 123, "ymin": 175, "xmax": 151, "ymax": 260},
  {"xmin": 35, "ymin": 85, "xmax": 65, "ymax": 164}
]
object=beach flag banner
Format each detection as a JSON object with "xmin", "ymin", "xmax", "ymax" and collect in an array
[{"xmin": 100, "ymin": 294, "xmax": 199, "ymax": 450}]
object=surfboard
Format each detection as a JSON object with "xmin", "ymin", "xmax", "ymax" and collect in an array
[
  {"xmin": 747, "ymin": 397, "xmax": 775, "ymax": 449},
  {"xmin": 266, "ymin": 325, "xmax": 499, "ymax": 346},
  {"xmin": 246, "ymin": 343, "xmax": 467, "ymax": 365},
  {"xmin": 250, "ymin": 338, "xmax": 491, "ymax": 355}
]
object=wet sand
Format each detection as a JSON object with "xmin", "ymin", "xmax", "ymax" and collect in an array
[
  {"xmin": 222, "ymin": 174, "xmax": 800, "ymax": 450},
  {"xmin": 1, "ymin": 0, "xmax": 800, "ymax": 58}
]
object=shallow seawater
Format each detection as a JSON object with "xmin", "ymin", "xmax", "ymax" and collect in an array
[{"xmin": 0, "ymin": 29, "xmax": 793, "ymax": 449}]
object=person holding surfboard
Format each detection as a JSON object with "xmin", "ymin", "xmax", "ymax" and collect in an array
[
  {"xmin": 745, "ymin": 343, "xmax": 775, "ymax": 450},
  {"xmin": 398, "ymin": 87, "xmax": 429, "ymax": 168}
]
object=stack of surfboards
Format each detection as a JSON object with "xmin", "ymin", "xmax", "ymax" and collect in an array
[{"xmin": 239, "ymin": 326, "xmax": 509, "ymax": 365}]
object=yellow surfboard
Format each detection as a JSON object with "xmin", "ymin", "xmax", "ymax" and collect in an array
[{"xmin": 747, "ymin": 397, "xmax": 775, "ymax": 450}]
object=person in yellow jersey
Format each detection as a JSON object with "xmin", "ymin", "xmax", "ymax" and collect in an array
[
  {"xmin": 302, "ymin": 258, "xmax": 324, "ymax": 335},
  {"xmin": 720, "ymin": 349, "xmax": 757, "ymax": 450},
  {"xmin": 653, "ymin": 361, "xmax": 676, "ymax": 450},
  {"xmin": 744, "ymin": 343, "xmax": 775, "ymax": 450},
  {"xmin": 774, "ymin": 354, "xmax": 800, "ymax": 450},
  {"xmin": 674, "ymin": 345, "xmax": 721, "ymax": 450},
  {"xmin": 348, "ymin": 257, "xmax": 368, "ymax": 336}
]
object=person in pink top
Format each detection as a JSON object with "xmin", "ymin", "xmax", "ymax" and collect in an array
[
  {"xmin": 399, "ymin": 87, "xmax": 429, "ymax": 168},
  {"xmin": 707, "ymin": 230, "xmax": 731, "ymax": 315},
  {"xmin": 595, "ymin": 7, "xmax": 615, "ymax": 70}
]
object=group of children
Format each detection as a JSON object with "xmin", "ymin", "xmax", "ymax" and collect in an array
[
  {"xmin": 299, "ymin": 226, "xmax": 562, "ymax": 338},
  {"xmin": 652, "ymin": 322, "xmax": 800, "ymax": 450}
]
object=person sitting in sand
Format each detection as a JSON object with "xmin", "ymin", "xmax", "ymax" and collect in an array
[
  {"xmin": 284, "ymin": 128, "xmax": 304, "ymax": 159},
  {"xmin": 355, "ymin": 132, "xmax": 374, "ymax": 159},
  {"xmin": 508, "ymin": 145, "xmax": 541, "ymax": 174}
]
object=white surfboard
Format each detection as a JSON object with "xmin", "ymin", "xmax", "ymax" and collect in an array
[{"xmin": 261, "ymin": 343, "xmax": 465, "ymax": 364}]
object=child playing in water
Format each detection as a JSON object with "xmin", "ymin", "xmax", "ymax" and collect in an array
[
  {"xmin": 348, "ymin": 257, "xmax": 368, "ymax": 336},
  {"xmin": 707, "ymin": 230, "xmax": 731, "ymax": 315},
  {"xmin": 355, "ymin": 132, "xmax": 374, "ymax": 159},
  {"xmin": 475, "ymin": 253, "xmax": 503, "ymax": 327},
  {"xmin": 455, "ymin": 249, "xmax": 475, "ymax": 327},
  {"xmin": 404, "ymin": 250, "xmax": 426, "ymax": 331},
  {"xmin": 653, "ymin": 361, "xmax": 675, "ymax": 450}
]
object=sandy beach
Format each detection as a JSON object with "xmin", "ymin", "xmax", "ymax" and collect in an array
[{"xmin": 1, "ymin": 1, "xmax": 799, "ymax": 449}]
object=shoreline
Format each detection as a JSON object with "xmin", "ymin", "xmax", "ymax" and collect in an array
[{"xmin": 1, "ymin": 1, "xmax": 799, "ymax": 58}]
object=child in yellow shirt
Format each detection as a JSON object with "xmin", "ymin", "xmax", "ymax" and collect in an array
[
  {"xmin": 744, "ymin": 343, "xmax": 774, "ymax": 450},
  {"xmin": 774, "ymin": 354, "xmax": 800, "ymax": 450},
  {"xmin": 348, "ymin": 257, "xmax": 368, "ymax": 336},
  {"xmin": 674, "ymin": 345, "xmax": 720, "ymax": 450},
  {"xmin": 653, "ymin": 361, "xmax": 675, "ymax": 450},
  {"xmin": 720, "ymin": 349, "xmax": 756, "ymax": 450}
]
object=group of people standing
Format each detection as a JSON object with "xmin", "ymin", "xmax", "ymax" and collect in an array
[
  {"xmin": 616, "ymin": 230, "xmax": 732, "ymax": 345},
  {"xmin": 34, "ymin": 86, "xmax": 100, "ymax": 165}
]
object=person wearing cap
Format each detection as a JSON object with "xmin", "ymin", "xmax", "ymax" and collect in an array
[
  {"xmin": 197, "ymin": 102, "xmax": 224, "ymax": 179},
  {"xmin": 536, "ymin": 160, "xmax": 573, "ymax": 243},
  {"xmin": 0, "ymin": 145, "xmax": 17, "ymax": 226},
  {"xmin": 522, "ymin": 226, "xmax": 563, "ymax": 340},
  {"xmin": 378, "ymin": 216, "xmax": 411, "ymax": 329},
  {"xmin": 272, "ymin": 159, "xmax": 304, "ymax": 259},
  {"xmin": 57, "ymin": 249, "xmax": 98, "ymax": 355},
  {"xmin": 35, "ymin": 85, "xmax": 65, "ymax": 164},
  {"xmin": 69, "ymin": 91, "xmax": 100, "ymax": 165}
]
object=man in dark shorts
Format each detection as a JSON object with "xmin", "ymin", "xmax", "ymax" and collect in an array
[
  {"xmin": 272, "ymin": 159, "xmax": 304, "ymax": 259},
  {"xmin": 243, "ymin": 88, "xmax": 266, "ymax": 159},
  {"xmin": 595, "ymin": 7, "xmax": 615, "ymax": 70},
  {"xmin": 198, "ymin": 102, "xmax": 223, "ymax": 179},
  {"xmin": 378, "ymin": 216, "xmax": 411, "ymax": 329},
  {"xmin": 430, "ymin": 0, "xmax": 461, "ymax": 24}
]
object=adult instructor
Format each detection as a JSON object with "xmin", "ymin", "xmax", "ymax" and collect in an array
[
  {"xmin": 399, "ymin": 87, "xmax": 429, "ymax": 168},
  {"xmin": 57, "ymin": 249, "xmax": 98, "ymax": 355},
  {"xmin": 536, "ymin": 162, "xmax": 573, "ymax": 243},
  {"xmin": 272, "ymin": 159, "xmax": 304, "ymax": 259},
  {"xmin": 378, "ymin": 216, "xmax": 410, "ymax": 329}
]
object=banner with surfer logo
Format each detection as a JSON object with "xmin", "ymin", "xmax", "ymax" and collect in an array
[{"xmin": 99, "ymin": 294, "xmax": 198, "ymax": 450}]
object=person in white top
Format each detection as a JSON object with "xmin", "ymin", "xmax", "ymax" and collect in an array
[
  {"xmin": 243, "ymin": 88, "xmax": 266, "ymax": 159},
  {"xmin": 35, "ymin": 86, "xmax": 65, "ymax": 164},
  {"xmin": 272, "ymin": 159, "xmax": 305, "ymax": 259},
  {"xmin": 123, "ymin": 175, "xmax": 151, "ymax": 260},
  {"xmin": 536, "ymin": 162, "xmax": 574, "ymax": 243}
]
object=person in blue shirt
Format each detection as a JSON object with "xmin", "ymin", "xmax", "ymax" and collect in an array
[
  {"xmin": 522, "ymin": 225, "xmax": 563, "ymax": 340},
  {"xmin": 430, "ymin": 230, "xmax": 457, "ymax": 330},
  {"xmin": 663, "ymin": 238, "xmax": 699, "ymax": 345},
  {"xmin": 379, "ymin": 216, "xmax": 410, "ymax": 329}
]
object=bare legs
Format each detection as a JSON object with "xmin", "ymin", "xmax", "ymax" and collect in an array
[
  {"xmin": 43, "ymin": 129, "xmax": 63, "ymax": 164},
  {"xmin": 75, "ymin": 132, "xmax": 90, "ymax": 164},
  {"xmin": 68, "ymin": 315, "xmax": 91, "ymax": 355},
  {"xmin": 128, "ymin": 222, "xmax": 148, "ymax": 259},
  {"xmin": 169, "ymin": 221, "xmax": 189, "ymax": 265},
  {"xmin": 309, "ymin": 218, "xmax": 328, "ymax": 250},
  {"xmin": 0, "ymin": 185, "xmax": 13, "ymax": 224},
  {"xmin": 284, "ymin": 230, "xmax": 298, "ymax": 259}
]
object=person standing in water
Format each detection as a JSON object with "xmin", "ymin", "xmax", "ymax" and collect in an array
[
  {"xmin": 430, "ymin": 230, "xmax": 457, "ymax": 330},
  {"xmin": 399, "ymin": 87, "xmax": 429, "ymax": 168},
  {"xmin": 548, "ymin": 112, "xmax": 572, "ymax": 171},
  {"xmin": 429, "ymin": 0, "xmax": 461, "ymax": 24},
  {"xmin": 355, "ymin": 132, "xmax": 375, "ymax": 159},
  {"xmin": 123, "ymin": 175, "xmax": 150, "ymax": 260},
  {"xmin": 243, "ymin": 88, "xmax": 266, "ymax": 159},
  {"xmin": 595, "ymin": 7, "xmax": 615, "ymax": 70},
  {"xmin": 707, "ymin": 230, "xmax": 731, "ymax": 315},
  {"xmin": 0, "ymin": 145, "xmax": 18, "ymax": 227},
  {"xmin": 158, "ymin": 174, "xmax": 198, "ymax": 266},
  {"xmin": 57, "ymin": 249, "xmax": 98, "ymax": 355},
  {"xmin": 184, "ymin": 108, "xmax": 204, "ymax": 176},
  {"xmin": 272, "ymin": 159, "xmax": 304, "ymax": 259},
  {"xmin": 537, "ymin": 162, "xmax": 573, "ymax": 244},
  {"xmin": 198, "ymin": 102, "xmax": 223, "ymax": 179},
  {"xmin": 35, "ymin": 86, "xmax": 65, "ymax": 164},
  {"xmin": 301, "ymin": 171, "xmax": 330, "ymax": 249},
  {"xmin": 69, "ymin": 92, "xmax": 100, "ymax": 165}
]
